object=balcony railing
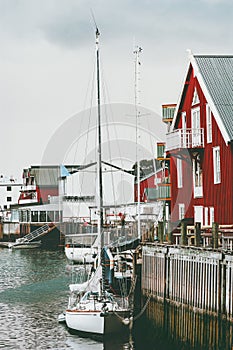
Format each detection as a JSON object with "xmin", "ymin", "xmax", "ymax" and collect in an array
[
  {"xmin": 166, "ymin": 128, "xmax": 204, "ymax": 151},
  {"xmin": 21, "ymin": 185, "xmax": 37, "ymax": 191},
  {"xmin": 157, "ymin": 142, "xmax": 166, "ymax": 159},
  {"xmin": 157, "ymin": 184, "xmax": 171, "ymax": 200},
  {"xmin": 162, "ymin": 104, "xmax": 176, "ymax": 122}
]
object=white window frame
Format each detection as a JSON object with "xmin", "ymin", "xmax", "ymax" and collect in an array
[
  {"xmin": 206, "ymin": 104, "xmax": 212, "ymax": 143},
  {"xmin": 179, "ymin": 203, "xmax": 185, "ymax": 220},
  {"xmin": 192, "ymin": 87, "xmax": 200, "ymax": 106},
  {"xmin": 213, "ymin": 146, "xmax": 221, "ymax": 184},
  {"xmin": 192, "ymin": 155, "xmax": 203, "ymax": 198},
  {"xmin": 204, "ymin": 207, "xmax": 208, "ymax": 226},
  {"xmin": 182, "ymin": 111, "xmax": 186, "ymax": 130},
  {"xmin": 181, "ymin": 112, "xmax": 187, "ymax": 147},
  {"xmin": 209, "ymin": 207, "xmax": 214, "ymax": 226},
  {"xmin": 177, "ymin": 158, "xmax": 183, "ymax": 188},
  {"xmin": 191, "ymin": 107, "xmax": 201, "ymax": 147}
]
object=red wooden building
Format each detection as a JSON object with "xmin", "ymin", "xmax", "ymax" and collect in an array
[
  {"xmin": 166, "ymin": 54, "xmax": 233, "ymax": 228},
  {"xmin": 134, "ymin": 172, "xmax": 157, "ymax": 203}
]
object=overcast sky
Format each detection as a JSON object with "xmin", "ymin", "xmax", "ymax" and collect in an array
[{"xmin": 0, "ymin": 0, "xmax": 232, "ymax": 180}]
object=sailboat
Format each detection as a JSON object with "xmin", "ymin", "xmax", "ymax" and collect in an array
[{"xmin": 65, "ymin": 27, "xmax": 132, "ymax": 337}]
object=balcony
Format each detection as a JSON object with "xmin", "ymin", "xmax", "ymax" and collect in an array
[
  {"xmin": 157, "ymin": 142, "xmax": 166, "ymax": 159},
  {"xmin": 162, "ymin": 104, "xmax": 176, "ymax": 123},
  {"xmin": 157, "ymin": 184, "xmax": 171, "ymax": 201},
  {"xmin": 21, "ymin": 184, "xmax": 37, "ymax": 191},
  {"xmin": 166, "ymin": 128, "xmax": 204, "ymax": 152}
]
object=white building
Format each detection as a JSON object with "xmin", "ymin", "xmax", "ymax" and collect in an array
[{"xmin": 0, "ymin": 175, "xmax": 22, "ymax": 221}]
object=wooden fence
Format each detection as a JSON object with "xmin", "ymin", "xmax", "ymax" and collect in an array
[{"xmin": 141, "ymin": 244, "xmax": 233, "ymax": 320}]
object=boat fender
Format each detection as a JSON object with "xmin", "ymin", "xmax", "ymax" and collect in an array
[{"xmin": 122, "ymin": 318, "xmax": 130, "ymax": 326}]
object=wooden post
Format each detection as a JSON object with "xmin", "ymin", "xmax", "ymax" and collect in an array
[
  {"xmin": 167, "ymin": 220, "xmax": 173, "ymax": 245},
  {"xmin": 212, "ymin": 222, "xmax": 219, "ymax": 249},
  {"xmin": 181, "ymin": 221, "xmax": 187, "ymax": 246},
  {"xmin": 158, "ymin": 221, "xmax": 164, "ymax": 243},
  {"xmin": 195, "ymin": 222, "xmax": 201, "ymax": 247}
]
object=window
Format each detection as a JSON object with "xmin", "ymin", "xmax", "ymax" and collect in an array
[
  {"xmin": 192, "ymin": 154, "xmax": 203, "ymax": 198},
  {"xmin": 191, "ymin": 107, "xmax": 201, "ymax": 146},
  {"xmin": 7, "ymin": 197, "xmax": 12, "ymax": 202},
  {"xmin": 31, "ymin": 211, "xmax": 38, "ymax": 222},
  {"xmin": 39, "ymin": 211, "xmax": 46, "ymax": 222},
  {"xmin": 179, "ymin": 203, "xmax": 185, "ymax": 220},
  {"xmin": 192, "ymin": 87, "xmax": 200, "ymax": 106},
  {"xmin": 182, "ymin": 111, "xmax": 186, "ymax": 129},
  {"xmin": 209, "ymin": 207, "xmax": 214, "ymax": 226},
  {"xmin": 177, "ymin": 158, "xmax": 183, "ymax": 188},
  {"xmin": 7, "ymin": 186, "xmax": 12, "ymax": 191},
  {"xmin": 181, "ymin": 112, "xmax": 187, "ymax": 147},
  {"xmin": 47, "ymin": 211, "xmax": 55, "ymax": 222},
  {"xmin": 206, "ymin": 104, "xmax": 212, "ymax": 143},
  {"xmin": 213, "ymin": 146, "xmax": 221, "ymax": 184},
  {"xmin": 204, "ymin": 207, "xmax": 208, "ymax": 226},
  {"xmin": 194, "ymin": 206, "xmax": 203, "ymax": 226}
]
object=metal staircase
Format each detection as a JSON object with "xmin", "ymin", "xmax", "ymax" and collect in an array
[{"xmin": 16, "ymin": 223, "xmax": 56, "ymax": 244}]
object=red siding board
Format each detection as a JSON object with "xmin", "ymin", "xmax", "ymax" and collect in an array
[{"xmin": 134, "ymin": 174, "xmax": 156, "ymax": 202}]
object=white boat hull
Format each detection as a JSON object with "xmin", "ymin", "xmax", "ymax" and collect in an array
[
  {"xmin": 66, "ymin": 310, "xmax": 104, "ymax": 334},
  {"xmin": 65, "ymin": 246, "xmax": 96, "ymax": 264},
  {"xmin": 65, "ymin": 309, "xmax": 128, "ymax": 336}
]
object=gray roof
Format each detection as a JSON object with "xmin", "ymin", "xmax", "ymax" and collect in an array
[
  {"xmin": 30, "ymin": 166, "xmax": 59, "ymax": 187},
  {"xmin": 29, "ymin": 165, "xmax": 80, "ymax": 187},
  {"xmin": 194, "ymin": 55, "xmax": 233, "ymax": 141}
]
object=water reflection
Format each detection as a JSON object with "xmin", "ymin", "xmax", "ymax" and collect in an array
[{"xmin": 65, "ymin": 335, "xmax": 134, "ymax": 350}]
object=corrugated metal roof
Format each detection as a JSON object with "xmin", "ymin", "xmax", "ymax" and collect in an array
[
  {"xmin": 29, "ymin": 165, "xmax": 81, "ymax": 187},
  {"xmin": 194, "ymin": 55, "xmax": 233, "ymax": 141},
  {"xmin": 30, "ymin": 166, "xmax": 59, "ymax": 187}
]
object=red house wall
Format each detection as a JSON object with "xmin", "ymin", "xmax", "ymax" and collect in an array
[
  {"xmin": 170, "ymin": 65, "xmax": 233, "ymax": 225},
  {"xmin": 134, "ymin": 175, "xmax": 156, "ymax": 202},
  {"xmin": 37, "ymin": 187, "xmax": 59, "ymax": 204}
]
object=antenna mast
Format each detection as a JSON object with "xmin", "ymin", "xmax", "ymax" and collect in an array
[{"xmin": 133, "ymin": 46, "xmax": 142, "ymax": 240}]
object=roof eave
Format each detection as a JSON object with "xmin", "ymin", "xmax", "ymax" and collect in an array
[{"xmin": 170, "ymin": 58, "xmax": 191, "ymax": 131}]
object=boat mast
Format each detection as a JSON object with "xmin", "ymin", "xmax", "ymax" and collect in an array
[
  {"xmin": 134, "ymin": 46, "xmax": 142, "ymax": 240},
  {"xmin": 95, "ymin": 27, "xmax": 105, "ymax": 296}
]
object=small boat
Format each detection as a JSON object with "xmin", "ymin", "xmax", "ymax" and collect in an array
[
  {"xmin": 58, "ymin": 312, "xmax": 66, "ymax": 323},
  {"xmin": 8, "ymin": 240, "xmax": 41, "ymax": 249},
  {"xmin": 65, "ymin": 233, "xmax": 98, "ymax": 264}
]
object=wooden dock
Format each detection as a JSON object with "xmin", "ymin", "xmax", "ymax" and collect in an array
[
  {"xmin": 139, "ymin": 243, "xmax": 233, "ymax": 348},
  {"xmin": 141, "ymin": 244, "xmax": 233, "ymax": 320}
]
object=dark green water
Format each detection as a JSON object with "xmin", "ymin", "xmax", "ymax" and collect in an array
[{"xmin": 0, "ymin": 248, "xmax": 135, "ymax": 349}]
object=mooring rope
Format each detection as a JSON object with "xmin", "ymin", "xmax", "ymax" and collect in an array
[{"xmin": 133, "ymin": 293, "xmax": 152, "ymax": 321}]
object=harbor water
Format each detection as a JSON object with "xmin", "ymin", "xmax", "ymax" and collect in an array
[
  {"xmin": 0, "ymin": 248, "xmax": 130, "ymax": 349},
  {"xmin": 1, "ymin": 247, "xmax": 224, "ymax": 350}
]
